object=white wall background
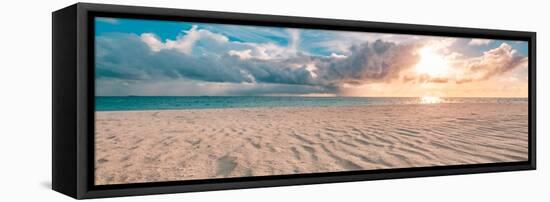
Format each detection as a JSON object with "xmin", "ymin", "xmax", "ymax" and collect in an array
[{"xmin": 0, "ymin": 0, "xmax": 547, "ymax": 201}]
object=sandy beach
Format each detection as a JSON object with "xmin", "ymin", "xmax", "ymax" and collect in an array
[{"xmin": 95, "ymin": 103, "xmax": 528, "ymax": 185}]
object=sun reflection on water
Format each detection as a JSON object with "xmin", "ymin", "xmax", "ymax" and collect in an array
[{"xmin": 420, "ymin": 96, "xmax": 442, "ymax": 104}]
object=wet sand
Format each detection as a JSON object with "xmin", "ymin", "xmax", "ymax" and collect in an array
[{"xmin": 95, "ymin": 103, "xmax": 528, "ymax": 185}]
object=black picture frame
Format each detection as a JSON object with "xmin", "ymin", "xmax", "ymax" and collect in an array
[{"xmin": 52, "ymin": 2, "xmax": 536, "ymax": 199}]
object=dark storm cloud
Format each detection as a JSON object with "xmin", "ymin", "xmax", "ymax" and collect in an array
[
  {"xmin": 96, "ymin": 33, "xmax": 254, "ymax": 83},
  {"xmin": 313, "ymin": 40, "xmax": 419, "ymax": 86},
  {"xmin": 96, "ymin": 33, "xmax": 420, "ymax": 95}
]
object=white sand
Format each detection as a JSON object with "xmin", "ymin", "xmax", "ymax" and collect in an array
[{"xmin": 95, "ymin": 103, "xmax": 528, "ymax": 185}]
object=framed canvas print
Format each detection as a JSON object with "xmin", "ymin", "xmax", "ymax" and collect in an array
[{"xmin": 52, "ymin": 3, "xmax": 536, "ymax": 199}]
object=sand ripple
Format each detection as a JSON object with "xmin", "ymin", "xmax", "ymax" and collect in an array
[{"xmin": 95, "ymin": 103, "xmax": 528, "ymax": 185}]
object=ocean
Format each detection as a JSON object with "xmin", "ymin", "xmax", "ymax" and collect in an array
[{"xmin": 95, "ymin": 96, "xmax": 528, "ymax": 112}]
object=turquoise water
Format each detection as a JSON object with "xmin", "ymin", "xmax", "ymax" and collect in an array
[{"xmin": 95, "ymin": 96, "xmax": 528, "ymax": 111}]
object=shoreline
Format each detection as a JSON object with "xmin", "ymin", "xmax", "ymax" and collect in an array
[{"xmin": 95, "ymin": 102, "xmax": 528, "ymax": 113}]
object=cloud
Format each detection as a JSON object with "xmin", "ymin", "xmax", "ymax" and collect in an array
[
  {"xmin": 402, "ymin": 43, "xmax": 527, "ymax": 84},
  {"xmin": 312, "ymin": 40, "xmax": 420, "ymax": 86},
  {"xmin": 287, "ymin": 28, "xmax": 300, "ymax": 53},
  {"xmin": 457, "ymin": 43, "xmax": 527, "ymax": 82},
  {"xmin": 228, "ymin": 49, "xmax": 253, "ymax": 60},
  {"xmin": 96, "ymin": 17, "xmax": 119, "ymax": 24},
  {"xmin": 97, "ymin": 27, "xmax": 419, "ymax": 95},
  {"xmin": 315, "ymin": 32, "xmax": 445, "ymax": 55},
  {"xmin": 225, "ymin": 40, "xmax": 420, "ymax": 88},
  {"xmin": 226, "ymin": 29, "xmax": 301, "ymax": 61},
  {"xmin": 96, "ymin": 25, "xmax": 527, "ymax": 96},
  {"xmin": 329, "ymin": 53, "xmax": 347, "ymax": 59},
  {"xmin": 96, "ymin": 33, "xmax": 248, "ymax": 83},
  {"xmin": 140, "ymin": 33, "xmax": 165, "ymax": 52},
  {"xmin": 140, "ymin": 25, "xmax": 229, "ymax": 54},
  {"xmin": 229, "ymin": 42, "xmax": 289, "ymax": 60},
  {"xmin": 199, "ymin": 24, "xmax": 290, "ymax": 44},
  {"xmin": 468, "ymin": 39, "xmax": 492, "ymax": 46}
]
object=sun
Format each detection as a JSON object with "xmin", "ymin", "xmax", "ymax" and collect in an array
[{"xmin": 415, "ymin": 47, "xmax": 449, "ymax": 77}]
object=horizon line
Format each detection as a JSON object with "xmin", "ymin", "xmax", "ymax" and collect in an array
[{"xmin": 95, "ymin": 95, "xmax": 529, "ymax": 99}]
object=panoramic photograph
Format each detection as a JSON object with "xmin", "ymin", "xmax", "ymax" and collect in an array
[{"xmin": 94, "ymin": 17, "xmax": 529, "ymax": 185}]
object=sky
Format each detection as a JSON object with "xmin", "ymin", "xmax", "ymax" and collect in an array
[{"xmin": 95, "ymin": 17, "xmax": 529, "ymax": 97}]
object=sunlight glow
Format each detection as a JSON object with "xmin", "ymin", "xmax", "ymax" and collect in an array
[
  {"xmin": 415, "ymin": 47, "xmax": 449, "ymax": 77},
  {"xmin": 420, "ymin": 96, "xmax": 442, "ymax": 104}
]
